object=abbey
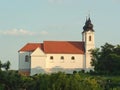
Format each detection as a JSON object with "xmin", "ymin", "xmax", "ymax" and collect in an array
[{"xmin": 18, "ymin": 17, "xmax": 95, "ymax": 76}]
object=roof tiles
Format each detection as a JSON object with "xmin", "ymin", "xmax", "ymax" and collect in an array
[
  {"xmin": 19, "ymin": 41, "xmax": 85, "ymax": 54},
  {"xmin": 44, "ymin": 41, "xmax": 84, "ymax": 54},
  {"xmin": 19, "ymin": 43, "xmax": 43, "ymax": 52}
]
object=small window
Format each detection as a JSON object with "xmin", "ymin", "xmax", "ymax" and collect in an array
[
  {"xmin": 25, "ymin": 55, "xmax": 29, "ymax": 62},
  {"xmin": 71, "ymin": 56, "xmax": 75, "ymax": 60},
  {"xmin": 60, "ymin": 56, "xmax": 64, "ymax": 63},
  {"xmin": 50, "ymin": 56, "xmax": 54, "ymax": 63},
  {"xmin": 50, "ymin": 56, "xmax": 53, "ymax": 60},
  {"xmin": 61, "ymin": 56, "xmax": 64, "ymax": 60},
  {"xmin": 89, "ymin": 36, "xmax": 91, "ymax": 41}
]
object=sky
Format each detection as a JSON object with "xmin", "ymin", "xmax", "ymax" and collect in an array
[{"xmin": 0, "ymin": 0, "xmax": 120, "ymax": 70}]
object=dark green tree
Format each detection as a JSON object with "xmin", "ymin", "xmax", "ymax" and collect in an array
[
  {"xmin": 0, "ymin": 60, "xmax": 11, "ymax": 71},
  {"xmin": 4, "ymin": 61, "xmax": 10, "ymax": 71},
  {"xmin": 90, "ymin": 43, "xmax": 120, "ymax": 74}
]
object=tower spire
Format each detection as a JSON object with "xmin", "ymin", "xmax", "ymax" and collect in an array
[
  {"xmin": 88, "ymin": 11, "xmax": 90, "ymax": 19},
  {"xmin": 83, "ymin": 15, "xmax": 94, "ymax": 32}
]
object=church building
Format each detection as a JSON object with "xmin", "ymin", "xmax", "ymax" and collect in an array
[{"xmin": 18, "ymin": 17, "xmax": 95, "ymax": 76}]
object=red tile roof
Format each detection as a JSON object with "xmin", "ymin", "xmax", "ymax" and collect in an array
[
  {"xmin": 19, "ymin": 41, "xmax": 85, "ymax": 54},
  {"xmin": 44, "ymin": 41, "xmax": 84, "ymax": 54},
  {"xmin": 19, "ymin": 43, "xmax": 43, "ymax": 52}
]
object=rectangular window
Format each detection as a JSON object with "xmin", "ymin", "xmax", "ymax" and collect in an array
[
  {"xmin": 25, "ymin": 55, "xmax": 29, "ymax": 62},
  {"xmin": 89, "ymin": 36, "xmax": 91, "ymax": 41}
]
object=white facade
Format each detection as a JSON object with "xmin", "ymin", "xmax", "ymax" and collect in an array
[
  {"xmin": 31, "ymin": 49, "xmax": 84, "ymax": 75},
  {"xmin": 19, "ymin": 51, "xmax": 31, "ymax": 75},
  {"xmin": 19, "ymin": 48, "xmax": 85, "ymax": 75},
  {"xmin": 82, "ymin": 31, "xmax": 95, "ymax": 70}
]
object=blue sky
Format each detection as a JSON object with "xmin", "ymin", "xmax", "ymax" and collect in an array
[{"xmin": 0, "ymin": 0, "xmax": 120, "ymax": 69}]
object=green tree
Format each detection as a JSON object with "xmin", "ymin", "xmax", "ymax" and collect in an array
[
  {"xmin": 4, "ymin": 61, "xmax": 11, "ymax": 71},
  {"xmin": 0, "ymin": 60, "xmax": 11, "ymax": 71},
  {"xmin": 90, "ymin": 43, "xmax": 120, "ymax": 75}
]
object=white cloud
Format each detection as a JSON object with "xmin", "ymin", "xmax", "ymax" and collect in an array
[
  {"xmin": 0, "ymin": 29, "xmax": 35, "ymax": 36},
  {"xmin": 0, "ymin": 29, "xmax": 48, "ymax": 36}
]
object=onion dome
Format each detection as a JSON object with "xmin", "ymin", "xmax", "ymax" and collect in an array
[{"xmin": 83, "ymin": 17, "xmax": 94, "ymax": 32}]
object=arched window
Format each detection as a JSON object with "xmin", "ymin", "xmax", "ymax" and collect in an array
[
  {"xmin": 71, "ymin": 56, "xmax": 75, "ymax": 60},
  {"xmin": 89, "ymin": 36, "xmax": 92, "ymax": 41},
  {"xmin": 50, "ymin": 56, "xmax": 54, "ymax": 63},
  {"xmin": 50, "ymin": 56, "xmax": 53, "ymax": 60},
  {"xmin": 25, "ymin": 55, "xmax": 29, "ymax": 62},
  {"xmin": 61, "ymin": 56, "xmax": 64, "ymax": 60}
]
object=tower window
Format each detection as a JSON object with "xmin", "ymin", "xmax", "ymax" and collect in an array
[
  {"xmin": 25, "ymin": 55, "xmax": 29, "ymax": 62},
  {"xmin": 89, "ymin": 36, "xmax": 92, "ymax": 41}
]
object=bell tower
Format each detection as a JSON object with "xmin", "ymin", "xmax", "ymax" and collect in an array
[{"xmin": 82, "ymin": 17, "xmax": 95, "ymax": 70}]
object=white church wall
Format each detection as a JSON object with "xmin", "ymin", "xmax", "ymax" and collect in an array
[
  {"xmin": 30, "ymin": 48, "xmax": 47, "ymax": 75},
  {"xmin": 30, "ymin": 56, "xmax": 47, "ymax": 75},
  {"xmin": 85, "ymin": 53, "xmax": 92, "ymax": 69},
  {"xmin": 85, "ymin": 31, "xmax": 95, "ymax": 51},
  {"xmin": 45, "ymin": 54, "xmax": 84, "ymax": 73},
  {"xmin": 84, "ymin": 31, "xmax": 95, "ymax": 70},
  {"xmin": 19, "ymin": 51, "xmax": 31, "ymax": 72}
]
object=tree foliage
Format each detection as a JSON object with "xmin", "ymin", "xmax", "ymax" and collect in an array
[
  {"xmin": 0, "ymin": 60, "xmax": 10, "ymax": 71},
  {"xmin": 90, "ymin": 43, "xmax": 120, "ymax": 75},
  {"xmin": 1, "ymin": 71, "xmax": 120, "ymax": 90}
]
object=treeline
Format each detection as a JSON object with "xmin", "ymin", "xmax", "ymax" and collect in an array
[{"xmin": 1, "ymin": 70, "xmax": 120, "ymax": 90}]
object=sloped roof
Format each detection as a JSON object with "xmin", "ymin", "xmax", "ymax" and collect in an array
[
  {"xmin": 44, "ymin": 41, "xmax": 84, "ymax": 54},
  {"xmin": 19, "ymin": 41, "xmax": 85, "ymax": 54},
  {"xmin": 19, "ymin": 43, "xmax": 43, "ymax": 52}
]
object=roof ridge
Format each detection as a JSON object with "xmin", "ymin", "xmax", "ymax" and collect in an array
[{"xmin": 44, "ymin": 41, "xmax": 84, "ymax": 42}]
